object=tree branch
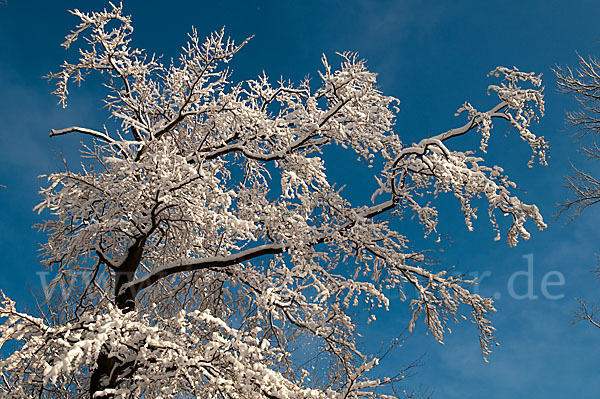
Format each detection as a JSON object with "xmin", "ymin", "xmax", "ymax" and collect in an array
[
  {"xmin": 432, "ymin": 101, "xmax": 507, "ymax": 142},
  {"xmin": 50, "ymin": 126, "xmax": 115, "ymax": 143},
  {"xmin": 120, "ymin": 195, "xmax": 399, "ymax": 300},
  {"xmin": 50, "ymin": 126, "xmax": 131, "ymax": 158},
  {"xmin": 120, "ymin": 243, "xmax": 286, "ymax": 298}
]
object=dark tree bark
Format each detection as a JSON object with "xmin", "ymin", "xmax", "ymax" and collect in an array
[{"xmin": 89, "ymin": 238, "xmax": 146, "ymax": 398}]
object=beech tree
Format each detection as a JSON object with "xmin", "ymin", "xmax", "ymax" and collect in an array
[{"xmin": 0, "ymin": 4, "xmax": 549, "ymax": 398}]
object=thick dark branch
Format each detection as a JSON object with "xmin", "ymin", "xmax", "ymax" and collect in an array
[
  {"xmin": 360, "ymin": 199, "xmax": 396, "ymax": 219},
  {"xmin": 433, "ymin": 101, "xmax": 507, "ymax": 142},
  {"xmin": 318, "ymin": 97, "xmax": 351, "ymax": 128},
  {"xmin": 114, "ymin": 236, "xmax": 147, "ymax": 312},
  {"xmin": 392, "ymin": 101, "xmax": 508, "ymax": 171},
  {"xmin": 121, "ymin": 196, "xmax": 398, "ymax": 299},
  {"xmin": 120, "ymin": 243, "xmax": 286, "ymax": 299},
  {"xmin": 202, "ymin": 136, "xmax": 329, "ymax": 162}
]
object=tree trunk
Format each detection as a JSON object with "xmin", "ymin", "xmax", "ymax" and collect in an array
[{"xmin": 89, "ymin": 239, "xmax": 145, "ymax": 398}]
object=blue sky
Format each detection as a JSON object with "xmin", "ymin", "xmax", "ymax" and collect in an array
[{"xmin": 1, "ymin": 0, "xmax": 600, "ymax": 397}]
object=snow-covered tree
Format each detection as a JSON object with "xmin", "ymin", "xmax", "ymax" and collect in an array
[{"xmin": 0, "ymin": 4, "xmax": 548, "ymax": 398}]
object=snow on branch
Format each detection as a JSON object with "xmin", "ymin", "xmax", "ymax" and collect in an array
[{"xmin": 1, "ymin": 4, "xmax": 550, "ymax": 398}]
